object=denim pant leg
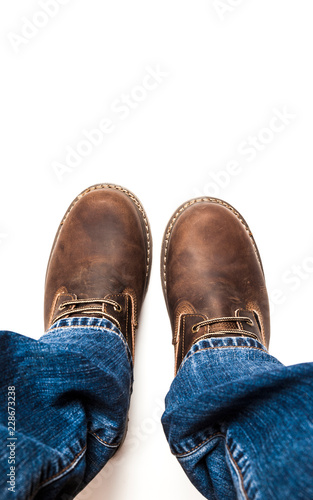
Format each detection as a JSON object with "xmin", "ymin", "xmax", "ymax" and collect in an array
[
  {"xmin": 162, "ymin": 337, "xmax": 313, "ymax": 500},
  {"xmin": 0, "ymin": 317, "xmax": 133, "ymax": 500}
]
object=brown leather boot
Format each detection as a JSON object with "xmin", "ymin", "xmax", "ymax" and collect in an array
[
  {"xmin": 161, "ymin": 198, "xmax": 270, "ymax": 374},
  {"xmin": 44, "ymin": 184, "xmax": 152, "ymax": 361}
]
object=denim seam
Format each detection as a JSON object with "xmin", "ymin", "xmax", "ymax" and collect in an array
[
  {"xmin": 180, "ymin": 345, "xmax": 267, "ymax": 372},
  {"xmin": 33, "ymin": 445, "xmax": 87, "ymax": 496},
  {"xmin": 225, "ymin": 442, "xmax": 249, "ymax": 500},
  {"xmin": 176, "ymin": 433, "xmax": 250, "ymax": 500},
  {"xmin": 175, "ymin": 432, "xmax": 225, "ymax": 457},
  {"xmin": 88, "ymin": 430, "xmax": 121, "ymax": 449}
]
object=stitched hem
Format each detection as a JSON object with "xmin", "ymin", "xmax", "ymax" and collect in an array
[
  {"xmin": 31, "ymin": 432, "xmax": 124, "ymax": 496},
  {"xmin": 175, "ymin": 432, "xmax": 225, "ymax": 457},
  {"xmin": 88, "ymin": 430, "xmax": 122, "ymax": 449},
  {"xmin": 33, "ymin": 445, "xmax": 87, "ymax": 495},
  {"xmin": 40, "ymin": 320, "xmax": 133, "ymax": 369},
  {"xmin": 47, "ymin": 316, "xmax": 120, "ymax": 332},
  {"xmin": 44, "ymin": 325, "xmax": 120, "ymax": 335},
  {"xmin": 42, "ymin": 324, "xmax": 130, "ymax": 353},
  {"xmin": 190, "ymin": 345, "xmax": 267, "ymax": 356},
  {"xmin": 226, "ymin": 443, "xmax": 249, "ymax": 500},
  {"xmin": 179, "ymin": 344, "xmax": 268, "ymax": 373},
  {"xmin": 176, "ymin": 433, "xmax": 250, "ymax": 499}
]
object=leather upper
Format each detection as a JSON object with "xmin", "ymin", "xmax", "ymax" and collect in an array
[
  {"xmin": 161, "ymin": 198, "xmax": 270, "ymax": 373},
  {"xmin": 44, "ymin": 184, "xmax": 152, "ymax": 360}
]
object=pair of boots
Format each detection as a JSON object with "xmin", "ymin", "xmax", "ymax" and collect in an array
[{"xmin": 45, "ymin": 183, "xmax": 270, "ymax": 373}]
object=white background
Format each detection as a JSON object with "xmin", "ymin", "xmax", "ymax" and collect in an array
[{"xmin": 1, "ymin": 1, "xmax": 313, "ymax": 499}]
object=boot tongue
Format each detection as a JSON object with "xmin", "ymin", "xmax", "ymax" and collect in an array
[{"xmin": 208, "ymin": 320, "xmax": 240, "ymax": 333}]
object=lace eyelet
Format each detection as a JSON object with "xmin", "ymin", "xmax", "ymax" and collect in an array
[
  {"xmin": 114, "ymin": 304, "xmax": 122, "ymax": 313},
  {"xmin": 191, "ymin": 325, "xmax": 200, "ymax": 334},
  {"xmin": 58, "ymin": 304, "xmax": 65, "ymax": 311}
]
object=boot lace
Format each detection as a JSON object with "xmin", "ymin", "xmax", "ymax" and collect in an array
[
  {"xmin": 191, "ymin": 316, "xmax": 258, "ymax": 340},
  {"xmin": 54, "ymin": 298, "xmax": 122, "ymax": 329}
]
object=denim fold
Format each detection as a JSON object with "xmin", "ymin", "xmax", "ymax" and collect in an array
[
  {"xmin": 162, "ymin": 337, "xmax": 313, "ymax": 500},
  {"xmin": 0, "ymin": 317, "xmax": 132, "ymax": 500}
]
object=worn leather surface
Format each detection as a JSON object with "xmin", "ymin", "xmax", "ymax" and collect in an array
[
  {"xmin": 44, "ymin": 184, "xmax": 152, "ymax": 360},
  {"xmin": 161, "ymin": 198, "xmax": 270, "ymax": 373}
]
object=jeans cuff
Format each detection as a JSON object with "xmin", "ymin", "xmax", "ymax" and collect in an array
[
  {"xmin": 182, "ymin": 336, "xmax": 268, "ymax": 368},
  {"xmin": 46, "ymin": 316, "xmax": 121, "ymax": 335}
]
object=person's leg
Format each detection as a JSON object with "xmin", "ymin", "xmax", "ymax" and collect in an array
[
  {"xmin": 0, "ymin": 318, "xmax": 132, "ymax": 500},
  {"xmin": 162, "ymin": 336, "xmax": 313, "ymax": 500},
  {"xmin": 161, "ymin": 197, "xmax": 313, "ymax": 499},
  {"xmin": 0, "ymin": 184, "xmax": 151, "ymax": 499}
]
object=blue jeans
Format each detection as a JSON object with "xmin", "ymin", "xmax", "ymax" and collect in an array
[
  {"xmin": 0, "ymin": 318, "xmax": 133, "ymax": 499},
  {"xmin": 0, "ymin": 320, "xmax": 313, "ymax": 499},
  {"xmin": 162, "ymin": 337, "xmax": 313, "ymax": 500}
]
